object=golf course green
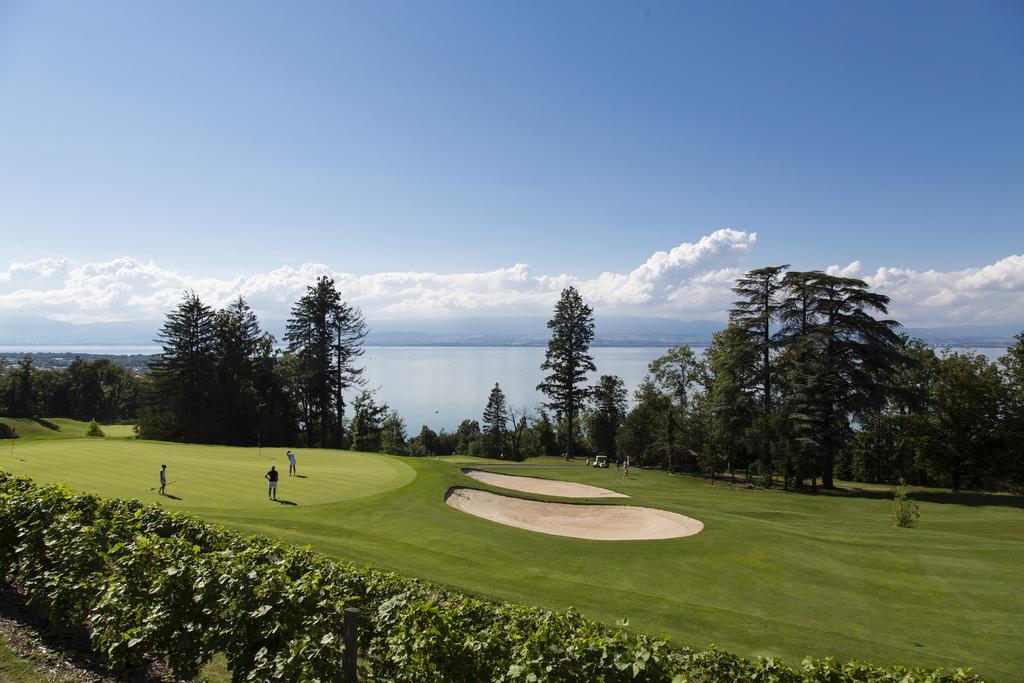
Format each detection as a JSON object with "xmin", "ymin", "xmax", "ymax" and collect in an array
[{"xmin": 1, "ymin": 428, "xmax": 1021, "ymax": 680}]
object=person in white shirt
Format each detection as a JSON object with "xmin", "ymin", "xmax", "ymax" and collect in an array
[{"xmin": 287, "ymin": 450, "xmax": 297, "ymax": 476}]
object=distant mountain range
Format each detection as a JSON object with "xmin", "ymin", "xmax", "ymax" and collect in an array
[{"xmin": 0, "ymin": 315, "xmax": 1020, "ymax": 349}]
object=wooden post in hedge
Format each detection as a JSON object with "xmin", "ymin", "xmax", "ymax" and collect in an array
[{"xmin": 343, "ymin": 607, "xmax": 360, "ymax": 680}]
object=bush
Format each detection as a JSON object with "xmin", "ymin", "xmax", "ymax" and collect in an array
[
  {"xmin": 0, "ymin": 423, "xmax": 16, "ymax": 439},
  {"xmin": 85, "ymin": 420, "xmax": 105, "ymax": 437},
  {"xmin": 890, "ymin": 479, "xmax": 920, "ymax": 528},
  {"xmin": 0, "ymin": 473, "xmax": 978, "ymax": 682}
]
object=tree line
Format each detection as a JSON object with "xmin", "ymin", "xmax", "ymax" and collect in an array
[
  {"xmin": 134, "ymin": 278, "xmax": 367, "ymax": 447},
  {"xmin": 2, "ymin": 269, "xmax": 1021, "ymax": 492},
  {"xmin": 444, "ymin": 275, "xmax": 1023, "ymax": 494},
  {"xmin": 0, "ymin": 356, "xmax": 141, "ymax": 423}
]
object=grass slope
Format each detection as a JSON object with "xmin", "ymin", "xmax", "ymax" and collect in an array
[
  {"xmin": 1, "ymin": 440, "xmax": 1021, "ymax": 680},
  {"xmin": 0, "ymin": 417, "xmax": 135, "ymax": 440}
]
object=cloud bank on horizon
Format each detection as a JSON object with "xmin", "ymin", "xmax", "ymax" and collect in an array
[{"xmin": 1, "ymin": 229, "xmax": 1022, "ymax": 328}]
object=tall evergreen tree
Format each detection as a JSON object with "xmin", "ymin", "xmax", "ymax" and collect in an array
[
  {"xmin": 705, "ymin": 324, "xmax": 757, "ymax": 482},
  {"xmin": 285, "ymin": 276, "xmax": 367, "ymax": 448},
  {"xmin": 212, "ymin": 297, "xmax": 263, "ymax": 445},
  {"xmin": 537, "ymin": 287, "xmax": 596, "ymax": 459},
  {"xmin": 481, "ymin": 382, "xmax": 509, "ymax": 458},
  {"xmin": 140, "ymin": 291, "xmax": 217, "ymax": 442},
  {"xmin": 801, "ymin": 273, "xmax": 901, "ymax": 488},
  {"xmin": 730, "ymin": 265, "xmax": 788, "ymax": 484}
]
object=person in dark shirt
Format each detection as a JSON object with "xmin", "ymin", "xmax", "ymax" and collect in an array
[
  {"xmin": 265, "ymin": 465, "xmax": 279, "ymax": 500},
  {"xmin": 159, "ymin": 464, "xmax": 167, "ymax": 495}
]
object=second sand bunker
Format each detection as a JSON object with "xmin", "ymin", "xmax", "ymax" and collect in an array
[{"xmin": 462, "ymin": 468, "xmax": 628, "ymax": 498}]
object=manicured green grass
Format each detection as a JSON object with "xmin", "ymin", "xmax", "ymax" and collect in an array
[
  {"xmin": 0, "ymin": 417, "xmax": 135, "ymax": 440},
  {"xmin": 2, "ymin": 440, "xmax": 1022, "ymax": 680}
]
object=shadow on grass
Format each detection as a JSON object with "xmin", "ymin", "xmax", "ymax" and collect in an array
[
  {"xmin": 273, "ymin": 499, "xmax": 298, "ymax": 506},
  {"xmin": 691, "ymin": 471, "xmax": 1024, "ymax": 509},
  {"xmin": 164, "ymin": 494, "xmax": 182, "ymax": 501},
  {"xmin": 825, "ymin": 487, "xmax": 1024, "ymax": 509},
  {"xmin": 294, "ymin": 475, "xmax": 309, "ymax": 479}
]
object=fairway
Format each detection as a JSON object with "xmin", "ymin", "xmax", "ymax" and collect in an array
[{"xmin": 2, "ymin": 438, "xmax": 1022, "ymax": 681}]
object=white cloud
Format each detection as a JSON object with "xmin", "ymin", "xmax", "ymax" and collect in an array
[
  {"xmin": 1, "ymin": 231, "xmax": 1022, "ymax": 327},
  {"xmin": 822, "ymin": 256, "xmax": 1024, "ymax": 326}
]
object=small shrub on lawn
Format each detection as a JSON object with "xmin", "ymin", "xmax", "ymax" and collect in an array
[
  {"xmin": 891, "ymin": 479, "xmax": 920, "ymax": 528},
  {"xmin": 85, "ymin": 420, "xmax": 105, "ymax": 437}
]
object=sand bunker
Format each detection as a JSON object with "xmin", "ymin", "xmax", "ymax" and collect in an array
[
  {"xmin": 446, "ymin": 488, "xmax": 703, "ymax": 541},
  {"xmin": 463, "ymin": 468, "xmax": 628, "ymax": 498}
]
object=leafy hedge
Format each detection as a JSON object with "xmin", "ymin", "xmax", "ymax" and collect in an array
[{"xmin": 0, "ymin": 472, "xmax": 984, "ymax": 682}]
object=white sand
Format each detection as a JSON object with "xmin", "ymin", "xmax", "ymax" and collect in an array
[
  {"xmin": 462, "ymin": 468, "xmax": 628, "ymax": 498},
  {"xmin": 445, "ymin": 488, "xmax": 704, "ymax": 541}
]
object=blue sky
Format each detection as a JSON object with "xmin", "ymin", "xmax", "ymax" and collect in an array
[{"xmin": 0, "ymin": 1, "xmax": 1022, "ymax": 325}]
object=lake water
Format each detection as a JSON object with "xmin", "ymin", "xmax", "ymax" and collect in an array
[
  {"xmin": 362, "ymin": 346, "xmax": 673, "ymax": 431},
  {"xmin": 1, "ymin": 344, "xmax": 1009, "ymax": 432}
]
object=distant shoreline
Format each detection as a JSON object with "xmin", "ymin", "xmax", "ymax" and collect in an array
[{"xmin": 0, "ymin": 342, "xmax": 1014, "ymax": 356}]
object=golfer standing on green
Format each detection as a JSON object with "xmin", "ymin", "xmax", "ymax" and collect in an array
[
  {"xmin": 265, "ymin": 465, "xmax": 279, "ymax": 501},
  {"xmin": 159, "ymin": 464, "xmax": 167, "ymax": 495}
]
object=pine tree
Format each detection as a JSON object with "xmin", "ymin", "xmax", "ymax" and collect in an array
[
  {"xmin": 537, "ymin": 287, "xmax": 596, "ymax": 459},
  {"xmin": 212, "ymin": 297, "xmax": 263, "ymax": 445},
  {"xmin": 481, "ymin": 382, "xmax": 509, "ymax": 458},
  {"xmin": 141, "ymin": 291, "xmax": 217, "ymax": 442},
  {"xmin": 791, "ymin": 273, "xmax": 901, "ymax": 488},
  {"xmin": 730, "ymin": 265, "xmax": 788, "ymax": 485},
  {"xmin": 285, "ymin": 276, "xmax": 367, "ymax": 448},
  {"xmin": 705, "ymin": 324, "xmax": 758, "ymax": 483}
]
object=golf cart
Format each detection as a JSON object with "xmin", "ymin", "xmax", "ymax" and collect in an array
[{"xmin": 588, "ymin": 454, "xmax": 609, "ymax": 468}]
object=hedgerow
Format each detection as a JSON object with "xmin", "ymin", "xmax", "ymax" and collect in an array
[{"xmin": 0, "ymin": 472, "xmax": 984, "ymax": 682}]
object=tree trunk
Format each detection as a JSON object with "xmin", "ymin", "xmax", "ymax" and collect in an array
[
  {"xmin": 821, "ymin": 451, "xmax": 834, "ymax": 489},
  {"xmin": 566, "ymin": 409, "xmax": 574, "ymax": 459}
]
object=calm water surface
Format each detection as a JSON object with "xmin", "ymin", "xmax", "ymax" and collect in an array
[{"xmin": 362, "ymin": 346, "xmax": 675, "ymax": 431}]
